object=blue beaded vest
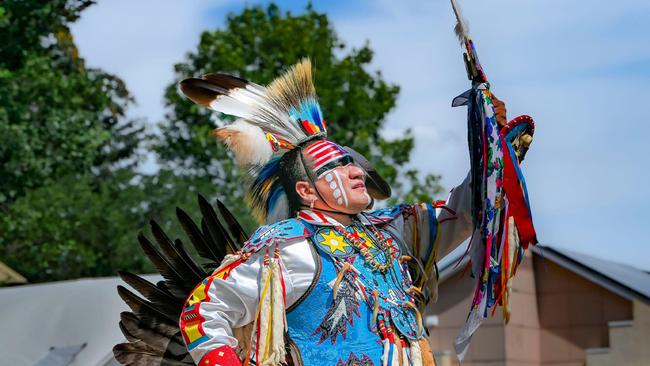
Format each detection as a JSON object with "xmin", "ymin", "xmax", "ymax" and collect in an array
[{"xmin": 285, "ymin": 222, "xmax": 423, "ymax": 366}]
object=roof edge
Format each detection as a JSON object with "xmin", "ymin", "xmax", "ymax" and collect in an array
[
  {"xmin": 531, "ymin": 245, "xmax": 650, "ymax": 304},
  {"xmin": 0, "ymin": 261, "xmax": 27, "ymax": 285}
]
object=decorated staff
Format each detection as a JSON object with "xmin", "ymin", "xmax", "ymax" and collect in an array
[{"xmin": 448, "ymin": 0, "xmax": 538, "ymax": 359}]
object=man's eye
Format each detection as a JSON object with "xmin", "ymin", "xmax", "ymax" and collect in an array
[{"xmin": 340, "ymin": 156, "xmax": 354, "ymax": 166}]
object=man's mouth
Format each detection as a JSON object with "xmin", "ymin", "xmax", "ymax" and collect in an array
[{"xmin": 352, "ymin": 182, "xmax": 366, "ymax": 190}]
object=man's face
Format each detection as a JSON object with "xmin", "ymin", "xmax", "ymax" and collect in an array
[
  {"xmin": 313, "ymin": 162, "xmax": 371, "ymax": 214},
  {"xmin": 301, "ymin": 140, "xmax": 371, "ymax": 214}
]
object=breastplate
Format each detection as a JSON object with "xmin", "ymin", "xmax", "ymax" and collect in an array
[{"xmin": 285, "ymin": 224, "xmax": 422, "ymax": 366}]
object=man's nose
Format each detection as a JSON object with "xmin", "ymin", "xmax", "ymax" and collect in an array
[{"xmin": 347, "ymin": 164, "xmax": 366, "ymax": 180}]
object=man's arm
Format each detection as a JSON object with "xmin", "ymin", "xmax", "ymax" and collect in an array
[
  {"xmin": 179, "ymin": 237, "xmax": 316, "ymax": 366},
  {"xmin": 180, "ymin": 252, "xmax": 269, "ymax": 366},
  {"xmin": 401, "ymin": 173, "xmax": 472, "ymax": 275}
]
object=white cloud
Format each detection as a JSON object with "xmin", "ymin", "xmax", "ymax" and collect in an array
[{"xmin": 70, "ymin": 0, "xmax": 234, "ymax": 123}]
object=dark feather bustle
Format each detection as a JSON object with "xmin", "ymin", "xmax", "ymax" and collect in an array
[
  {"xmin": 114, "ymin": 195, "xmax": 250, "ymax": 365},
  {"xmin": 216, "ymin": 199, "xmax": 248, "ymax": 246}
]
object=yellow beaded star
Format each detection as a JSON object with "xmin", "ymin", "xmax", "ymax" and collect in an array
[{"xmin": 320, "ymin": 230, "xmax": 350, "ymax": 254}]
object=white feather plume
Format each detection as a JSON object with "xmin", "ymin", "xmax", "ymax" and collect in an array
[
  {"xmin": 213, "ymin": 120, "xmax": 273, "ymax": 166},
  {"xmin": 207, "ymin": 81, "xmax": 268, "ymax": 121},
  {"xmin": 450, "ymin": 0, "xmax": 470, "ymax": 44}
]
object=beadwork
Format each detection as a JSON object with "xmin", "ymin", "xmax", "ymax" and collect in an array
[{"xmin": 332, "ymin": 224, "xmax": 396, "ymax": 273}]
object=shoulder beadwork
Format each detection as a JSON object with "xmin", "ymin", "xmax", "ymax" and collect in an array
[
  {"xmin": 242, "ymin": 218, "xmax": 312, "ymax": 253},
  {"xmin": 363, "ymin": 204, "xmax": 407, "ymax": 225}
]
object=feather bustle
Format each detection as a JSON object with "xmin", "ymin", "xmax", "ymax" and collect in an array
[
  {"xmin": 137, "ymin": 234, "xmax": 190, "ymax": 299},
  {"xmin": 198, "ymin": 194, "xmax": 238, "ymax": 255},
  {"xmin": 216, "ymin": 199, "xmax": 248, "ymax": 245},
  {"xmin": 120, "ymin": 315, "xmax": 186, "ymax": 356},
  {"xmin": 150, "ymin": 220, "xmax": 204, "ymax": 284},
  {"xmin": 117, "ymin": 285, "xmax": 178, "ymax": 325},
  {"xmin": 176, "ymin": 207, "xmax": 221, "ymax": 265},
  {"xmin": 118, "ymin": 271, "xmax": 180, "ymax": 316}
]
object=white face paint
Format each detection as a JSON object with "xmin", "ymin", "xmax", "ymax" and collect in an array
[{"xmin": 325, "ymin": 170, "xmax": 349, "ymax": 207}]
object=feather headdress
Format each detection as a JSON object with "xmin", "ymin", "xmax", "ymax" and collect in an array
[{"xmin": 180, "ymin": 59, "xmax": 328, "ymax": 224}]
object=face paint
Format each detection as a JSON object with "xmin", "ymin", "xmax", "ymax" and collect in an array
[
  {"xmin": 304, "ymin": 140, "xmax": 351, "ymax": 178},
  {"xmin": 331, "ymin": 170, "xmax": 349, "ymax": 207}
]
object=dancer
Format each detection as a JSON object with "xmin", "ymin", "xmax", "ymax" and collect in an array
[{"xmin": 113, "ymin": 58, "xmax": 535, "ymax": 366}]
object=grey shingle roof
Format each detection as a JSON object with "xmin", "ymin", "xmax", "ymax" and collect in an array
[
  {"xmin": 438, "ymin": 242, "xmax": 650, "ymax": 303},
  {"xmin": 533, "ymin": 244, "xmax": 650, "ymax": 302}
]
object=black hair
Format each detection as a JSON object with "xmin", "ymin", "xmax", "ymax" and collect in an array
[{"xmin": 278, "ymin": 146, "xmax": 309, "ymax": 216}]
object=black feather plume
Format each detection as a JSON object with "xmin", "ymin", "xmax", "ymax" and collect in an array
[
  {"xmin": 137, "ymin": 234, "xmax": 191, "ymax": 298},
  {"xmin": 150, "ymin": 220, "xmax": 203, "ymax": 284},
  {"xmin": 120, "ymin": 312, "xmax": 186, "ymax": 356},
  {"xmin": 175, "ymin": 207, "xmax": 220, "ymax": 265},
  {"xmin": 216, "ymin": 199, "xmax": 248, "ymax": 247},
  {"xmin": 118, "ymin": 271, "xmax": 181, "ymax": 317},
  {"xmin": 117, "ymin": 285, "xmax": 178, "ymax": 325},
  {"xmin": 198, "ymin": 194, "xmax": 238, "ymax": 255}
]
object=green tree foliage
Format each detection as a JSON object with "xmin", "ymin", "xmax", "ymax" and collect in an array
[
  {"xmin": 1, "ymin": 173, "xmax": 146, "ymax": 280},
  {"xmin": 0, "ymin": 3, "xmax": 444, "ymax": 284},
  {"xmin": 0, "ymin": 0, "xmax": 143, "ymax": 203},
  {"xmin": 0, "ymin": 1, "xmax": 146, "ymax": 283},
  {"xmin": 157, "ymin": 4, "xmax": 443, "ymax": 227}
]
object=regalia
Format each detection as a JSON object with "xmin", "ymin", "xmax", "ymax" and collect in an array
[{"xmin": 112, "ymin": 46, "xmax": 536, "ymax": 365}]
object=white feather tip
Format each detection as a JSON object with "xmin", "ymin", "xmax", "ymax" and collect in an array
[
  {"xmin": 213, "ymin": 120, "xmax": 273, "ymax": 166},
  {"xmin": 450, "ymin": 0, "xmax": 470, "ymax": 44}
]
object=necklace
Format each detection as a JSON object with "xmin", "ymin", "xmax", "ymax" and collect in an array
[{"xmin": 332, "ymin": 224, "xmax": 397, "ymax": 273}]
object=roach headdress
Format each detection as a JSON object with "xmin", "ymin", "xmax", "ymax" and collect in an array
[{"xmin": 180, "ymin": 59, "xmax": 390, "ymax": 224}]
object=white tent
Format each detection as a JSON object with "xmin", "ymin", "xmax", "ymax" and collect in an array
[{"xmin": 0, "ymin": 275, "xmax": 161, "ymax": 366}]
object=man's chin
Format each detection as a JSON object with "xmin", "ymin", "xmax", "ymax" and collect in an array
[{"xmin": 344, "ymin": 199, "xmax": 372, "ymax": 214}]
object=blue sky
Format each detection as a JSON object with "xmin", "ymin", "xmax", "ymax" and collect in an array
[{"xmin": 70, "ymin": 0, "xmax": 650, "ymax": 270}]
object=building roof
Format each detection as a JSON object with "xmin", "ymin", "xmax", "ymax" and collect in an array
[
  {"xmin": 0, "ymin": 261, "xmax": 27, "ymax": 285},
  {"xmin": 438, "ymin": 242, "xmax": 650, "ymax": 304},
  {"xmin": 531, "ymin": 244, "xmax": 650, "ymax": 303},
  {"xmin": 0, "ymin": 274, "xmax": 161, "ymax": 366}
]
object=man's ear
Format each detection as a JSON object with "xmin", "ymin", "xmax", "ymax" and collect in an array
[{"xmin": 295, "ymin": 181, "xmax": 314, "ymax": 201}]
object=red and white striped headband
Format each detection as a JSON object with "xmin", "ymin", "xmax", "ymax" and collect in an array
[{"xmin": 304, "ymin": 140, "xmax": 352, "ymax": 177}]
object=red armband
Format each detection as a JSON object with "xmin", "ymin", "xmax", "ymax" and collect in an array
[{"xmin": 199, "ymin": 346, "xmax": 241, "ymax": 366}]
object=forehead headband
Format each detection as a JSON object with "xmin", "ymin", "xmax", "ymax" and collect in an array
[{"xmin": 304, "ymin": 140, "xmax": 352, "ymax": 177}]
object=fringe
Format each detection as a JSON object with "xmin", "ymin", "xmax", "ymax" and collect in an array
[
  {"xmin": 244, "ymin": 251, "xmax": 287, "ymax": 366},
  {"xmin": 265, "ymin": 260, "xmax": 287, "ymax": 364},
  {"xmin": 401, "ymin": 340, "xmax": 410, "ymax": 366},
  {"xmin": 248, "ymin": 250, "xmax": 289, "ymax": 366},
  {"xmin": 381, "ymin": 339, "xmax": 390, "ymax": 366},
  {"xmin": 418, "ymin": 339, "xmax": 436, "ymax": 366},
  {"xmin": 390, "ymin": 341, "xmax": 399, "ymax": 365},
  {"xmin": 409, "ymin": 339, "xmax": 423, "ymax": 366},
  {"xmin": 256, "ymin": 258, "xmax": 272, "ymax": 363}
]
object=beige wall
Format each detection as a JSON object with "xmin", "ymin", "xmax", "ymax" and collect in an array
[
  {"xmin": 503, "ymin": 251, "xmax": 541, "ymax": 366},
  {"xmin": 586, "ymin": 301, "xmax": 650, "ymax": 366},
  {"xmin": 428, "ymin": 251, "xmax": 540, "ymax": 366},
  {"xmin": 534, "ymin": 256, "xmax": 633, "ymax": 365},
  {"xmin": 427, "ymin": 251, "xmax": 639, "ymax": 366}
]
